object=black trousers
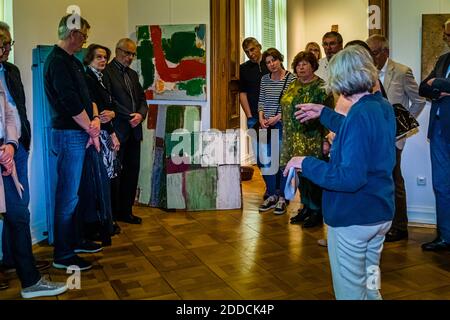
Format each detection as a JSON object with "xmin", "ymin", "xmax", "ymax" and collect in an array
[
  {"xmin": 111, "ymin": 135, "xmax": 141, "ymax": 217},
  {"xmin": 391, "ymin": 147, "xmax": 408, "ymax": 232}
]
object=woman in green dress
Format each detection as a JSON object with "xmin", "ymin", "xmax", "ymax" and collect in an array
[{"xmin": 280, "ymin": 51, "xmax": 334, "ymax": 228}]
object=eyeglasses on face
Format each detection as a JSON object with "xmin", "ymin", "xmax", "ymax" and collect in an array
[
  {"xmin": 2, "ymin": 40, "xmax": 14, "ymax": 48},
  {"xmin": 118, "ymin": 48, "xmax": 137, "ymax": 58},
  {"xmin": 323, "ymin": 41, "xmax": 338, "ymax": 47},
  {"xmin": 73, "ymin": 30, "xmax": 88, "ymax": 40}
]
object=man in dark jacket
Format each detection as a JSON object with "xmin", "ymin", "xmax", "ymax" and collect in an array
[
  {"xmin": 103, "ymin": 38, "xmax": 148, "ymax": 225},
  {"xmin": 419, "ymin": 19, "xmax": 450, "ymax": 252}
]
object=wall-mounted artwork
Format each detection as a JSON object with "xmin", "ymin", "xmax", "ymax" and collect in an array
[
  {"xmin": 136, "ymin": 24, "xmax": 207, "ymax": 101},
  {"xmin": 421, "ymin": 14, "xmax": 450, "ymax": 81}
]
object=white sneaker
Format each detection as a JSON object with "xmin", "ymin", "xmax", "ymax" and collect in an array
[{"xmin": 21, "ymin": 277, "xmax": 68, "ymax": 299}]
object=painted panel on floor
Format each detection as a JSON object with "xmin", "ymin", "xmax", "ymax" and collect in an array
[
  {"xmin": 217, "ymin": 165, "xmax": 242, "ymax": 210},
  {"xmin": 137, "ymin": 126, "xmax": 155, "ymax": 204},
  {"xmin": 166, "ymin": 173, "xmax": 186, "ymax": 209},
  {"xmin": 185, "ymin": 168, "xmax": 218, "ymax": 211}
]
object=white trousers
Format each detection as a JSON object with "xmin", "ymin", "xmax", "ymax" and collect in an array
[{"xmin": 327, "ymin": 221, "xmax": 392, "ymax": 300}]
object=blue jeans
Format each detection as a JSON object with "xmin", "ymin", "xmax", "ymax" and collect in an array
[
  {"xmin": 1, "ymin": 143, "xmax": 41, "ymax": 288},
  {"xmin": 51, "ymin": 130, "xmax": 88, "ymax": 261},
  {"xmin": 259, "ymin": 122, "xmax": 283, "ymax": 197},
  {"xmin": 327, "ymin": 221, "xmax": 392, "ymax": 300},
  {"xmin": 430, "ymin": 119, "xmax": 450, "ymax": 242}
]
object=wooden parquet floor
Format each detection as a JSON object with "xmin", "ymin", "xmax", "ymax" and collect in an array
[{"xmin": 2, "ymin": 169, "xmax": 450, "ymax": 300}]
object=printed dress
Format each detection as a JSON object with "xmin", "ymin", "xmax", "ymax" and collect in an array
[{"xmin": 280, "ymin": 77, "xmax": 334, "ymax": 166}]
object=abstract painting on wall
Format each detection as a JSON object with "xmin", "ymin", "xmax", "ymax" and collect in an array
[
  {"xmin": 136, "ymin": 24, "xmax": 207, "ymax": 101},
  {"xmin": 421, "ymin": 14, "xmax": 450, "ymax": 81}
]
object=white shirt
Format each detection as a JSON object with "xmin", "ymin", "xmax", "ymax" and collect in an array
[
  {"xmin": 315, "ymin": 58, "xmax": 329, "ymax": 84},
  {"xmin": 379, "ymin": 59, "xmax": 389, "ymax": 85}
]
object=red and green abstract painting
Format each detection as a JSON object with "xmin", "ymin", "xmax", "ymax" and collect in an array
[{"xmin": 136, "ymin": 24, "xmax": 207, "ymax": 101}]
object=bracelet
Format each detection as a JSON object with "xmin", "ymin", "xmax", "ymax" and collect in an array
[{"xmin": 93, "ymin": 115, "xmax": 100, "ymax": 120}]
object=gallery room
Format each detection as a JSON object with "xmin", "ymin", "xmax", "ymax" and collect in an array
[{"xmin": 0, "ymin": 0, "xmax": 450, "ymax": 302}]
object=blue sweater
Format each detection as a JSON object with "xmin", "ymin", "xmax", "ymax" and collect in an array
[{"xmin": 302, "ymin": 92, "xmax": 396, "ymax": 227}]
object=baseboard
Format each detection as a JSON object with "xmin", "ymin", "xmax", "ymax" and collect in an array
[
  {"xmin": 408, "ymin": 205, "xmax": 436, "ymax": 226},
  {"xmin": 31, "ymin": 220, "xmax": 48, "ymax": 245}
]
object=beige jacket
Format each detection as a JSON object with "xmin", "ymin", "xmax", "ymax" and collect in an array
[
  {"xmin": 0, "ymin": 82, "xmax": 19, "ymax": 213},
  {"xmin": 383, "ymin": 59, "xmax": 426, "ymax": 149}
]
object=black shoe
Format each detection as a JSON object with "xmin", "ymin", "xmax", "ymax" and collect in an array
[
  {"xmin": 259, "ymin": 196, "xmax": 279, "ymax": 212},
  {"xmin": 117, "ymin": 214, "xmax": 142, "ymax": 225},
  {"xmin": 303, "ymin": 211, "xmax": 323, "ymax": 228},
  {"xmin": 385, "ymin": 229, "xmax": 408, "ymax": 242},
  {"xmin": 290, "ymin": 207, "xmax": 311, "ymax": 224},
  {"xmin": 2, "ymin": 260, "xmax": 51, "ymax": 274},
  {"xmin": 112, "ymin": 222, "xmax": 122, "ymax": 235},
  {"xmin": 421, "ymin": 237, "xmax": 450, "ymax": 252},
  {"xmin": 52, "ymin": 255, "xmax": 92, "ymax": 271},
  {"xmin": 74, "ymin": 241, "xmax": 103, "ymax": 254}
]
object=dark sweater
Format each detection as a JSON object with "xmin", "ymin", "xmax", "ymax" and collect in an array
[
  {"xmin": 239, "ymin": 60, "xmax": 269, "ymax": 118},
  {"xmin": 302, "ymin": 92, "xmax": 396, "ymax": 227},
  {"xmin": 44, "ymin": 46, "xmax": 93, "ymax": 130}
]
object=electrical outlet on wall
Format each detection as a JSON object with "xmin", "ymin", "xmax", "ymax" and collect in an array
[{"xmin": 417, "ymin": 176, "xmax": 427, "ymax": 186}]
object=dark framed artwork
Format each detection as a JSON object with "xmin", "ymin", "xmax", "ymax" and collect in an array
[{"xmin": 421, "ymin": 14, "xmax": 450, "ymax": 81}]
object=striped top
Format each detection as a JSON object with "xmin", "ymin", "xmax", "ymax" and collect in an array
[{"xmin": 258, "ymin": 71, "xmax": 296, "ymax": 118}]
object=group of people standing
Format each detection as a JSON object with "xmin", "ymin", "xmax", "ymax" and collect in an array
[
  {"xmin": 0, "ymin": 13, "xmax": 147, "ymax": 298},
  {"xmin": 240, "ymin": 20, "xmax": 450, "ymax": 299}
]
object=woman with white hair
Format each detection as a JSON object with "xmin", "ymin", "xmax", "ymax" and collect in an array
[{"xmin": 284, "ymin": 45, "xmax": 396, "ymax": 300}]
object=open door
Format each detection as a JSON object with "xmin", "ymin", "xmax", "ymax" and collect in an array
[{"xmin": 210, "ymin": 0, "xmax": 241, "ymax": 131}]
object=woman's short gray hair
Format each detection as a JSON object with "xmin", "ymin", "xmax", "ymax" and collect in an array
[{"xmin": 328, "ymin": 45, "xmax": 379, "ymax": 97}]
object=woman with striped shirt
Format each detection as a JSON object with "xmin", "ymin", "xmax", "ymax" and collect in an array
[{"xmin": 258, "ymin": 48, "xmax": 296, "ymax": 214}]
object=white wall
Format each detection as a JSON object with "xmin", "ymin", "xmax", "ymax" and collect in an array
[
  {"xmin": 286, "ymin": 0, "xmax": 305, "ymax": 72},
  {"xmin": 287, "ymin": 0, "xmax": 369, "ymax": 68},
  {"xmin": 390, "ymin": 0, "xmax": 450, "ymax": 224}
]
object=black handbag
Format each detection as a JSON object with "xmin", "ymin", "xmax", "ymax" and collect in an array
[{"xmin": 393, "ymin": 103, "xmax": 419, "ymax": 140}]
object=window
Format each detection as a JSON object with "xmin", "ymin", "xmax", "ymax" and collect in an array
[{"xmin": 244, "ymin": 0, "xmax": 287, "ymax": 60}]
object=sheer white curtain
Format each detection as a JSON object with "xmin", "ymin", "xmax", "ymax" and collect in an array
[
  {"xmin": 274, "ymin": 0, "xmax": 287, "ymax": 64},
  {"xmin": 244, "ymin": 0, "xmax": 262, "ymax": 44}
]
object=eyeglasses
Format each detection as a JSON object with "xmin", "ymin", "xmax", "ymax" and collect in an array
[
  {"xmin": 322, "ymin": 41, "xmax": 338, "ymax": 47},
  {"xmin": 118, "ymin": 48, "xmax": 137, "ymax": 58},
  {"xmin": 3, "ymin": 40, "xmax": 16, "ymax": 48},
  {"xmin": 74, "ymin": 30, "xmax": 88, "ymax": 40}
]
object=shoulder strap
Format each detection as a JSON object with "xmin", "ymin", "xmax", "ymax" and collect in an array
[{"xmin": 276, "ymin": 71, "xmax": 291, "ymax": 114}]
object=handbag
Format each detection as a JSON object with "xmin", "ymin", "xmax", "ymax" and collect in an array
[{"xmin": 393, "ymin": 103, "xmax": 420, "ymax": 140}]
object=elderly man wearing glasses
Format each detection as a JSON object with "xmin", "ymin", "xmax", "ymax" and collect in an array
[{"xmin": 103, "ymin": 39, "xmax": 148, "ymax": 226}]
